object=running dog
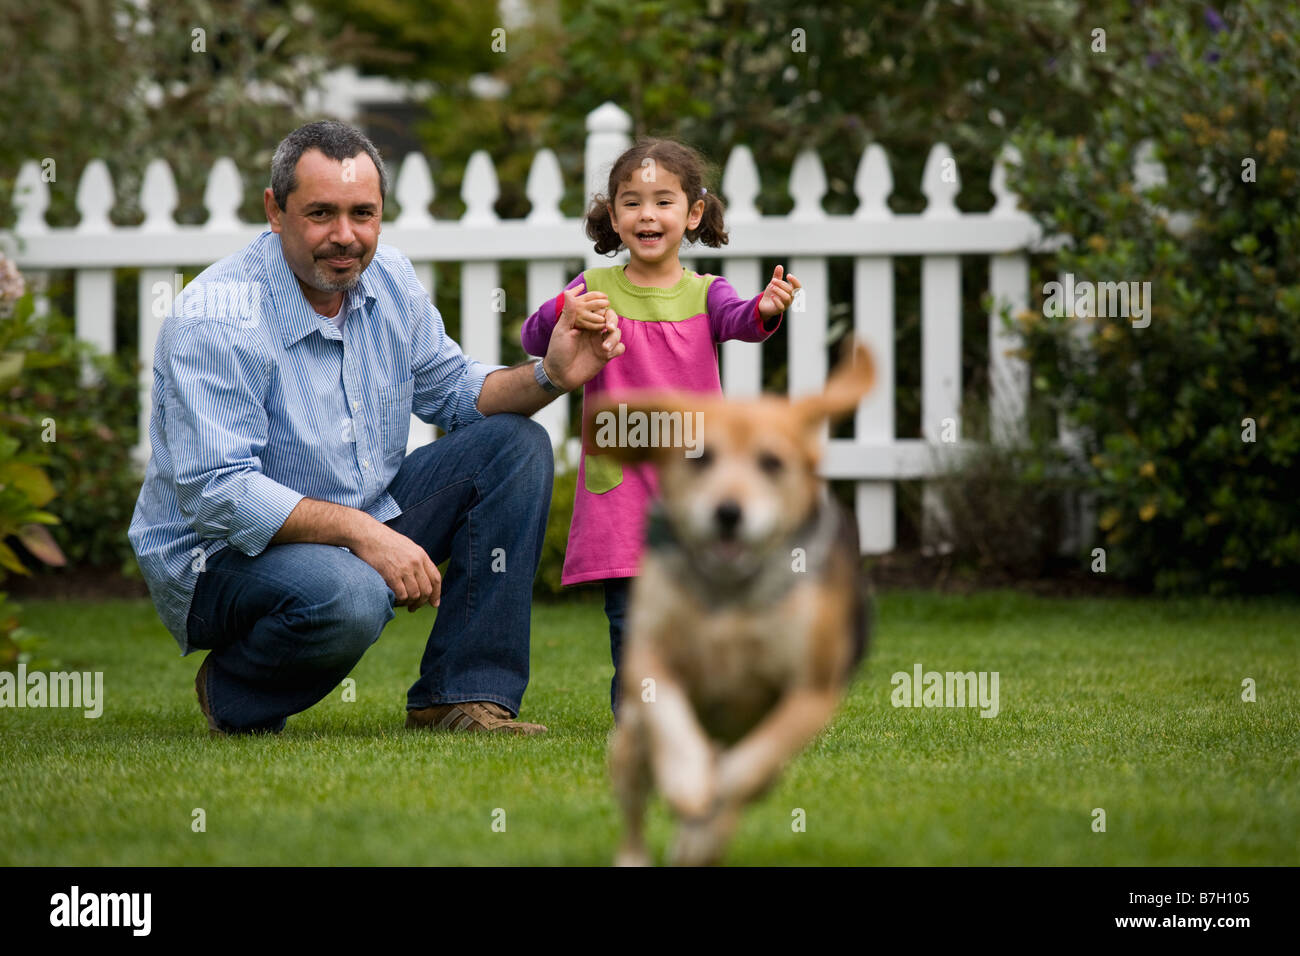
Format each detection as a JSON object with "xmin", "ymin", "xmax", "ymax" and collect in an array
[{"xmin": 594, "ymin": 341, "xmax": 876, "ymax": 866}]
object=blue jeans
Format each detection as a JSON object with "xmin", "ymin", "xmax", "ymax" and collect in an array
[{"xmin": 185, "ymin": 413, "xmax": 554, "ymax": 733}]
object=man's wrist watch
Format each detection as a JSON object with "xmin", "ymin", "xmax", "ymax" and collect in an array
[{"xmin": 534, "ymin": 358, "xmax": 564, "ymax": 395}]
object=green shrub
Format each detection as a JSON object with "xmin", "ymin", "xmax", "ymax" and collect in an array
[
  {"xmin": 1, "ymin": 295, "xmax": 140, "ymax": 574},
  {"xmin": 534, "ymin": 452, "xmax": 579, "ymax": 599},
  {"xmin": 921, "ymin": 430, "xmax": 1077, "ymax": 579},
  {"xmin": 1006, "ymin": 4, "xmax": 1300, "ymax": 594}
]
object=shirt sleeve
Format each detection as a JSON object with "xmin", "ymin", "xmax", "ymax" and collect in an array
[
  {"xmin": 521, "ymin": 273, "xmax": 586, "ymax": 357},
  {"xmin": 162, "ymin": 320, "xmax": 305, "ymax": 557},
  {"xmin": 403, "ymin": 257, "xmax": 505, "ymax": 431},
  {"xmin": 706, "ymin": 274, "xmax": 780, "ymax": 343}
]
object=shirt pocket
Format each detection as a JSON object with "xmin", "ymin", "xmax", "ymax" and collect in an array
[{"xmin": 377, "ymin": 377, "xmax": 414, "ymax": 468}]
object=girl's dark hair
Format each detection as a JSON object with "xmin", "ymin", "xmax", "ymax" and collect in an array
[{"xmin": 584, "ymin": 138, "xmax": 729, "ymax": 255}]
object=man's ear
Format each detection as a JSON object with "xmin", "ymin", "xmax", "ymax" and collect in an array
[
  {"xmin": 793, "ymin": 340, "xmax": 876, "ymax": 430},
  {"xmin": 264, "ymin": 187, "xmax": 282, "ymax": 232}
]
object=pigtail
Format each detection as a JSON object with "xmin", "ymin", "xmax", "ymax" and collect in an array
[
  {"xmin": 687, "ymin": 191, "xmax": 729, "ymax": 248},
  {"xmin": 584, "ymin": 194, "xmax": 623, "ymax": 255}
]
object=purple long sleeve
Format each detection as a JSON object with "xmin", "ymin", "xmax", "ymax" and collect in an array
[
  {"xmin": 706, "ymin": 275, "xmax": 779, "ymax": 343},
  {"xmin": 521, "ymin": 273, "xmax": 587, "ymax": 356}
]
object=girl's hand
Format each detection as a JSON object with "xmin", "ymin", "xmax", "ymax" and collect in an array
[
  {"xmin": 562, "ymin": 281, "xmax": 613, "ymax": 332},
  {"xmin": 759, "ymin": 265, "xmax": 801, "ymax": 318},
  {"xmin": 545, "ymin": 304, "xmax": 624, "ymax": 391}
]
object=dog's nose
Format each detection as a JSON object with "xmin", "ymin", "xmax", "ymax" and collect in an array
[{"xmin": 714, "ymin": 500, "xmax": 742, "ymax": 537}]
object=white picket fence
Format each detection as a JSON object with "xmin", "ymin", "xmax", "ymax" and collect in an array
[{"xmin": 4, "ymin": 101, "xmax": 1045, "ymax": 555}]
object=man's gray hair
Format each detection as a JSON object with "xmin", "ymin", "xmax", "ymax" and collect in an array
[{"xmin": 270, "ymin": 120, "xmax": 390, "ymax": 212}]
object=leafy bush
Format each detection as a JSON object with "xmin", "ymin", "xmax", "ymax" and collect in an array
[
  {"xmin": 534, "ymin": 453, "xmax": 579, "ymax": 599},
  {"xmin": 921, "ymin": 432, "xmax": 1077, "ymax": 579},
  {"xmin": 1008, "ymin": 4, "xmax": 1300, "ymax": 593},
  {"xmin": 0, "ymin": 294, "xmax": 140, "ymax": 574}
]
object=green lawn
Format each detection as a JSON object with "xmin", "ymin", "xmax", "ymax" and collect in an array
[{"xmin": 1, "ymin": 591, "xmax": 1297, "ymax": 865}]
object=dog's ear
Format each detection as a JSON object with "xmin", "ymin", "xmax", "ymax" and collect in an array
[
  {"xmin": 793, "ymin": 339, "xmax": 876, "ymax": 428},
  {"xmin": 582, "ymin": 390, "xmax": 706, "ymax": 463}
]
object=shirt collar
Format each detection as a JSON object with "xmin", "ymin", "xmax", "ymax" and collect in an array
[{"xmin": 263, "ymin": 231, "xmax": 378, "ymax": 347}]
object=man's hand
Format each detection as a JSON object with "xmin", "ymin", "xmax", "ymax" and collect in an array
[
  {"xmin": 758, "ymin": 264, "xmax": 801, "ymax": 318},
  {"xmin": 561, "ymin": 281, "xmax": 613, "ymax": 332},
  {"xmin": 270, "ymin": 497, "xmax": 440, "ymax": 613},
  {"xmin": 349, "ymin": 521, "xmax": 442, "ymax": 612},
  {"xmin": 544, "ymin": 297, "xmax": 625, "ymax": 391}
]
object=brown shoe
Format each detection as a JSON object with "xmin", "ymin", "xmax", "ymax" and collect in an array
[
  {"xmin": 406, "ymin": 700, "xmax": 548, "ymax": 735},
  {"xmin": 195, "ymin": 655, "xmax": 225, "ymax": 737}
]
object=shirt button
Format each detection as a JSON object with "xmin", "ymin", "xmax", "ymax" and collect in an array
[
  {"xmin": 352, "ymin": 401, "xmax": 360, "ymax": 411},
  {"xmin": 362, "ymin": 460, "xmax": 370, "ymax": 469}
]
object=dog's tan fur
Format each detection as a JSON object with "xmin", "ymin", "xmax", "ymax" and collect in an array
[{"xmin": 593, "ymin": 342, "xmax": 876, "ymax": 866}]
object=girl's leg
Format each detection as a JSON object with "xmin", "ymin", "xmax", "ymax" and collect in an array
[{"xmin": 603, "ymin": 577, "xmax": 633, "ymax": 716}]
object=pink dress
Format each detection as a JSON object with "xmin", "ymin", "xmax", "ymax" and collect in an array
[{"xmin": 521, "ymin": 264, "xmax": 780, "ymax": 585}]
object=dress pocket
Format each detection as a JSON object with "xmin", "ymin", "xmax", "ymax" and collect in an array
[
  {"xmin": 583, "ymin": 452, "xmax": 623, "ymax": 494},
  {"xmin": 377, "ymin": 377, "xmax": 414, "ymax": 467}
]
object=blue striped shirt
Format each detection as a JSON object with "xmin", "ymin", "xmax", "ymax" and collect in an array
[{"xmin": 128, "ymin": 230, "xmax": 501, "ymax": 654}]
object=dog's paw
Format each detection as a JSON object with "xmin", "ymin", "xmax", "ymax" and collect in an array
[
  {"xmin": 668, "ymin": 816, "xmax": 727, "ymax": 867},
  {"xmin": 659, "ymin": 761, "xmax": 715, "ymax": 819},
  {"xmin": 655, "ymin": 742, "xmax": 716, "ymax": 818}
]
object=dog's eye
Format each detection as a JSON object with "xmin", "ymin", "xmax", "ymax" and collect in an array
[{"xmin": 757, "ymin": 451, "xmax": 784, "ymax": 475}]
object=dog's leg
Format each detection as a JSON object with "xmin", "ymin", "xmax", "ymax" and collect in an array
[
  {"xmin": 714, "ymin": 688, "xmax": 841, "ymax": 806},
  {"xmin": 631, "ymin": 672, "xmax": 716, "ymax": 819},
  {"xmin": 609, "ymin": 710, "xmax": 653, "ymax": 867}
]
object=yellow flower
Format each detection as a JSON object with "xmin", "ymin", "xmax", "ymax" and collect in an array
[
  {"xmin": 1100, "ymin": 323, "xmax": 1122, "ymax": 342},
  {"xmin": 1086, "ymin": 234, "xmax": 1108, "ymax": 253},
  {"xmin": 1099, "ymin": 507, "xmax": 1121, "ymax": 531},
  {"xmin": 1218, "ymin": 105, "xmax": 1236, "ymax": 124},
  {"xmin": 1091, "ymin": 454, "xmax": 1107, "ymax": 469},
  {"xmin": 1139, "ymin": 501, "xmax": 1157, "ymax": 522},
  {"xmin": 1139, "ymin": 461, "xmax": 1155, "ymax": 478}
]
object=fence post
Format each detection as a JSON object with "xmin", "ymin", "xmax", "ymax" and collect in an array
[
  {"xmin": 919, "ymin": 143, "xmax": 961, "ymax": 554},
  {"xmin": 583, "ymin": 102, "xmax": 631, "ymax": 272},
  {"xmin": 854, "ymin": 143, "xmax": 897, "ymax": 553}
]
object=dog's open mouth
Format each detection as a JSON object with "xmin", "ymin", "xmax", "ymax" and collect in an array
[{"xmin": 704, "ymin": 539, "xmax": 747, "ymax": 564}]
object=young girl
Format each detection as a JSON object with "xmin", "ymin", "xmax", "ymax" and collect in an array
[{"xmin": 521, "ymin": 138, "xmax": 800, "ymax": 715}]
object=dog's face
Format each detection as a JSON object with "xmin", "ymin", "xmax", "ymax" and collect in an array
[
  {"xmin": 654, "ymin": 399, "xmax": 821, "ymax": 567},
  {"xmin": 588, "ymin": 342, "xmax": 875, "ymax": 574}
]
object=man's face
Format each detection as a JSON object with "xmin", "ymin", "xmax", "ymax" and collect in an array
[{"xmin": 265, "ymin": 148, "xmax": 382, "ymax": 299}]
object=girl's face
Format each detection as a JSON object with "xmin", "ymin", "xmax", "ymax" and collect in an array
[{"xmin": 607, "ymin": 168, "xmax": 704, "ymax": 266}]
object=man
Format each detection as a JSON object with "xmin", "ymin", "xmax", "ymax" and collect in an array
[{"xmin": 128, "ymin": 120, "xmax": 622, "ymax": 736}]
